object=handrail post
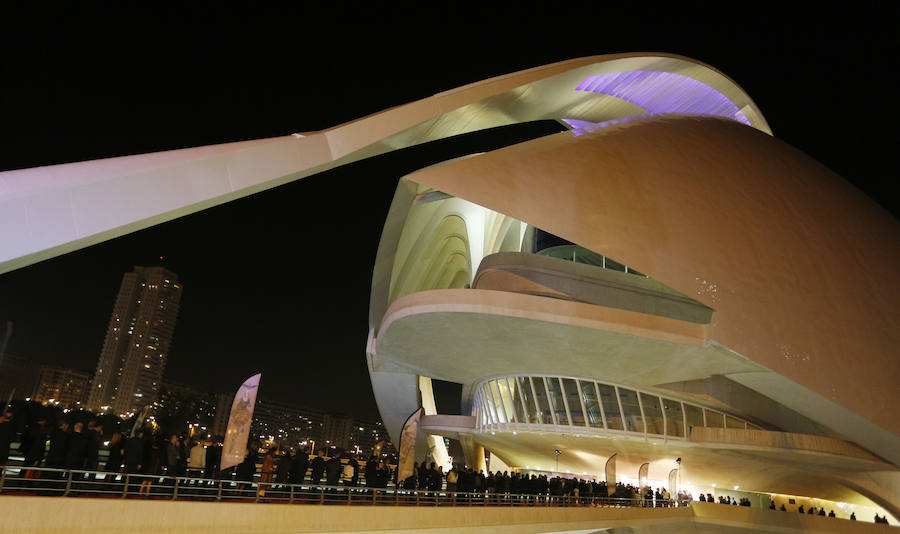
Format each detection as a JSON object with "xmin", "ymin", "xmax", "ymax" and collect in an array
[
  {"xmin": 172, "ymin": 477, "xmax": 179, "ymax": 500},
  {"xmin": 0, "ymin": 465, "xmax": 5, "ymax": 494},
  {"xmin": 452, "ymin": 490, "xmax": 456, "ymax": 506},
  {"xmin": 63, "ymin": 470, "xmax": 73, "ymax": 497},
  {"xmin": 122, "ymin": 474, "xmax": 129, "ymax": 498},
  {"xmin": 255, "ymin": 483, "xmax": 261, "ymax": 503},
  {"xmin": 288, "ymin": 484, "xmax": 294, "ymax": 504},
  {"xmin": 319, "ymin": 487, "xmax": 324, "ymax": 505},
  {"xmin": 217, "ymin": 479, "xmax": 223, "ymax": 501},
  {"xmin": 347, "ymin": 487, "xmax": 352, "ymax": 505}
]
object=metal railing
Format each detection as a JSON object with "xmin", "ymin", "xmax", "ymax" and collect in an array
[{"xmin": 0, "ymin": 465, "xmax": 679, "ymax": 508}]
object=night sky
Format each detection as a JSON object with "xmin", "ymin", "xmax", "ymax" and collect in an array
[{"xmin": 1, "ymin": 6, "xmax": 896, "ymax": 421}]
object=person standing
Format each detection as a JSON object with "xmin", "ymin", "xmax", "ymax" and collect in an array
[
  {"xmin": 275, "ymin": 450, "xmax": 292, "ymax": 484},
  {"xmin": 64, "ymin": 421, "xmax": 88, "ymax": 469},
  {"xmin": 290, "ymin": 448, "xmax": 309, "ymax": 485},
  {"xmin": 139, "ymin": 439, "xmax": 162, "ymax": 496},
  {"xmin": 188, "ymin": 440, "xmax": 206, "ymax": 477},
  {"xmin": 204, "ymin": 441, "xmax": 221, "ymax": 480},
  {"xmin": 165, "ymin": 434, "xmax": 181, "ymax": 476},
  {"xmin": 45, "ymin": 421, "xmax": 70, "ymax": 469},
  {"xmin": 22, "ymin": 418, "xmax": 49, "ymax": 477},
  {"xmin": 325, "ymin": 451, "xmax": 342, "ymax": 486},
  {"xmin": 106, "ymin": 431, "xmax": 124, "ymax": 472},
  {"xmin": 310, "ymin": 449, "xmax": 326, "ymax": 484},
  {"xmin": 84, "ymin": 421, "xmax": 102, "ymax": 471},
  {"xmin": 347, "ymin": 455, "xmax": 359, "ymax": 487},
  {"xmin": 446, "ymin": 466, "xmax": 458, "ymax": 492},
  {"xmin": 123, "ymin": 431, "xmax": 144, "ymax": 474}
]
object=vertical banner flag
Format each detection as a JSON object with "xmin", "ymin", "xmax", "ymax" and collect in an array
[
  {"xmin": 220, "ymin": 373, "xmax": 261, "ymax": 471},
  {"xmin": 638, "ymin": 462, "xmax": 650, "ymax": 494},
  {"xmin": 604, "ymin": 453, "xmax": 617, "ymax": 495},
  {"xmin": 668, "ymin": 468, "xmax": 678, "ymax": 495},
  {"xmin": 397, "ymin": 407, "xmax": 423, "ymax": 483}
]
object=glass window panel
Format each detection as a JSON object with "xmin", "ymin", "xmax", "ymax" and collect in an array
[
  {"xmin": 518, "ymin": 377, "xmax": 538, "ymax": 424},
  {"xmin": 598, "ymin": 384, "xmax": 622, "ymax": 430},
  {"xmin": 489, "ymin": 380, "xmax": 508, "ymax": 423},
  {"xmin": 684, "ymin": 404, "xmax": 704, "ymax": 433},
  {"xmin": 662, "ymin": 399, "xmax": 684, "ymax": 437},
  {"xmin": 604, "ymin": 257, "xmax": 626, "ymax": 272},
  {"xmin": 483, "ymin": 382, "xmax": 500, "ymax": 424},
  {"xmin": 618, "ymin": 388, "xmax": 644, "ymax": 433},
  {"xmin": 705, "ymin": 410, "xmax": 725, "ymax": 428},
  {"xmin": 562, "ymin": 379, "xmax": 584, "ymax": 426},
  {"xmin": 640, "ymin": 393, "xmax": 664, "ymax": 435},
  {"xmin": 546, "ymin": 377, "xmax": 568, "ymax": 425},
  {"xmin": 478, "ymin": 394, "xmax": 491, "ymax": 425},
  {"xmin": 726, "ymin": 415, "xmax": 745, "ymax": 429},
  {"xmin": 509, "ymin": 377, "xmax": 527, "ymax": 424},
  {"xmin": 532, "ymin": 377, "xmax": 554, "ymax": 425},
  {"xmin": 579, "ymin": 380, "xmax": 603, "ymax": 428},
  {"xmin": 496, "ymin": 378, "xmax": 517, "ymax": 423}
]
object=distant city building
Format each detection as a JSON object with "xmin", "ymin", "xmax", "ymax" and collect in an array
[
  {"xmin": 0, "ymin": 353, "xmax": 41, "ymax": 405},
  {"xmin": 250, "ymin": 397, "xmax": 326, "ymax": 450},
  {"xmin": 323, "ymin": 414, "xmax": 354, "ymax": 450},
  {"xmin": 155, "ymin": 379, "xmax": 216, "ymax": 435},
  {"xmin": 349, "ymin": 419, "xmax": 397, "ymax": 458},
  {"xmin": 32, "ymin": 365, "xmax": 90, "ymax": 408},
  {"xmin": 87, "ymin": 266, "xmax": 182, "ymax": 416}
]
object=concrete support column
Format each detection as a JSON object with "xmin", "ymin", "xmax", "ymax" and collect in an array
[{"xmin": 459, "ymin": 434, "xmax": 487, "ymax": 473}]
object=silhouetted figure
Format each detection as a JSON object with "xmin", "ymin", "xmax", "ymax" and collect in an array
[
  {"xmin": 139, "ymin": 440, "xmax": 162, "ymax": 496},
  {"xmin": 699, "ymin": 493, "xmax": 706, "ymax": 502},
  {"xmin": 46, "ymin": 421, "xmax": 70, "ymax": 468},
  {"xmin": 780, "ymin": 504, "xmax": 786, "ymax": 511},
  {"xmin": 106, "ymin": 431, "xmax": 124, "ymax": 472},
  {"xmin": 64, "ymin": 422, "xmax": 88, "ymax": 469},
  {"xmin": 769, "ymin": 501, "xmax": 776, "ymax": 510},
  {"xmin": 275, "ymin": 451, "xmax": 292, "ymax": 483},
  {"xmin": 290, "ymin": 449, "xmax": 309, "ymax": 484},
  {"xmin": 808, "ymin": 506, "xmax": 815, "ymax": 515},
  {"xmin": 850, "ymin": 512, "xmax": 856, "ymax": 520},
  {"xmin": 818, "ymin": 508, "xmax": 825, "ymax": 516},
  {"xmin": 22, "ymin": 418, "xmax": 49, "ymax": 472},
  {"xmin": 123, "ymin": 431, "xmax": 144, "ymax": 473},
  {"xmin": 204, "ymin": 442, "xmax": 221, "ymax": 479},
  {"xmin": 165, "ymin": 434, "xmax": 181, "ymax": 475},
  {"xmin": 828, "ymin": 510, "xmax": 835, "ymax": 517},
  {"xmin": 325, "ymin": 452, "xmax": 341, "ymax": 486},
  {"xmin": 798, "ymin": 505, "xmax": 805, "ymax": 514},
  {"xmin": 310, "ymin": 449, "xmax": 326, "ymax": 484},
  {"xmin": 84, "ymin": 421, "xmax": 102, "ymax": 470}
]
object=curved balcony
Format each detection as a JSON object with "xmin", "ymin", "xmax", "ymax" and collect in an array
[{"xmin": 473, "ymin": 374, "xmax": 761, "ymax": 441}]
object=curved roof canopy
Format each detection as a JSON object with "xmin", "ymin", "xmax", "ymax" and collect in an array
[{"xmin": 0, "ymin": 53, "xmax": 769, "ymax": 274}]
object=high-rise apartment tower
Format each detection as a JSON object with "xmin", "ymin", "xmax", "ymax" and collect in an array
[{"xmin": 87, "ymin": 266, "xmax": 182, "ymax": 415}]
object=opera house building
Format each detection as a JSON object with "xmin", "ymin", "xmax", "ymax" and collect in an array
[{"xmin": 1, "ymin": 53, "xmax": 897, "ymax": 527}]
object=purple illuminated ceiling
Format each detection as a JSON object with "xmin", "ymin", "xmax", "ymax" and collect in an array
[{"xmin": 575, "ymin": 71, "xmax": 751, "ymax": 125}]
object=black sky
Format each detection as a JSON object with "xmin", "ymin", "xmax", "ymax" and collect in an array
[{"xmin": 1, "ymin": 5, "xmax": 897, "ymax": 420}]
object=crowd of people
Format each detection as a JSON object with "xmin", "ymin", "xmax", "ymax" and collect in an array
[
  {"xmin": 0, "ymin": 410, "xmax": 891, "ymax": 522},
  {"xmin": 698, "ymin": 493, "xmax": 751, "ymax": 506}
]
